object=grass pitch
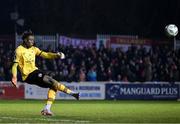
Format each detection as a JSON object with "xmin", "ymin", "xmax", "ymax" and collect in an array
[{"xmin": 0, "ymin": 100, "xmax": 180, "ymax": 123}]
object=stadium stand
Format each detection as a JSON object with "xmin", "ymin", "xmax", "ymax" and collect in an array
[{"xmin": 0, "ymin": 35, "xmax": 180, "ymax": 83}]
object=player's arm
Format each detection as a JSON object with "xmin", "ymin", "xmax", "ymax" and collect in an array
[
  {"xmin": 11, "ymin": 49, "xmax": 20, "ymax": 88},
  {"xmin": 11, "ymin": 62, "xmax": 18, "ymax": 88},
  {"xmin": 35, "ymin": 47, "xmax": 65, "ymax": 59},
  {"xmin": 40, "ymin": 51, "xmax": 65, "ymax": 59}
]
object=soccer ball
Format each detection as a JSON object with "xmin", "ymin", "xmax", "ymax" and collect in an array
[{"xmin": 165, "ymin": 24, "xmax": 178, "ymax": 37}]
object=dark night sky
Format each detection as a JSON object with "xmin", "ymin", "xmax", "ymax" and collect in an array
[{"xmin": 0, "ymin": 0, "xmax": 180, "ymax": 39}]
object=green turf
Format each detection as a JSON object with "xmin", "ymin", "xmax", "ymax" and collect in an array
[{"xmin": 0, "ymin": 100, "xmax": 180, "ymax": 123}]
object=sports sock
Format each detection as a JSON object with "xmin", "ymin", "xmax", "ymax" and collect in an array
[
  {"xmin": 44, "ymin": 103, "xmax": 51, "ymax": 111},
  {"xmin": 56, "ymin": 83, "xmax": 72, "ymax": 94},
  {"xmin": 45, "ymin": 89, "xmax": 57, "ymax": 111}
]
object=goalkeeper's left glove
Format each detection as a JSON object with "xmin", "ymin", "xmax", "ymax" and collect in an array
[{"xmin": 57, "ymin": 52, "xmax": 65, "ymax": 59}]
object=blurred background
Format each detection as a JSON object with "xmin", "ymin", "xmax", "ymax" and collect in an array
[
  {"xmin": 0, "ymin": 0, "xmax": 179, "ymax": 38},
  {"xmin": 0, "ymin": 0, "xmax": 180, "ymax": 82}
]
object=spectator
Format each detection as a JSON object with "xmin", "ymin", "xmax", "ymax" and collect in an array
[
  {"xmin": 87, "ymin": 65, "xmax": 97, "ymax": 81},
  {"xmin": 67, "ymin": 64, "xmax": 77, "ymax": 82},
  {"xmin": 0, "ymin": 67, "xmax": 5, "ymax": 81},
  {"xmin": 144, "ymin": 56, "xmax": 152, "ymax": 81},
  {"xmin": 79, "ymin": 68, "xmax": 86, "ymax": 82}
]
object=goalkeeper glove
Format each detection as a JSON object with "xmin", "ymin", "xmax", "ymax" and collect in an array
[{"xmin": 57, "ymin": 52, "xmax": 65, "ymax": 59}]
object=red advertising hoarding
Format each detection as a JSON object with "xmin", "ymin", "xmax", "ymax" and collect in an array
[{"xmin": 0, "ymin": 82, "xmax": 24, "ymax": 99}]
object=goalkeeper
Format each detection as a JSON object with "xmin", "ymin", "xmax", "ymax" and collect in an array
[{"xmin": 11, "ymin": 30, "xmax": 79, "ymax": 116}]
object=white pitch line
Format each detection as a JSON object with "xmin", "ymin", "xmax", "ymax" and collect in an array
[{"xmin": 0, "ymin": 116, "xmax": 91, "ymax": 123}]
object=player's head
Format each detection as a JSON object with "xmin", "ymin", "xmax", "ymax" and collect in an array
[{"xmin": 22, "ymin": 30, "xmax": 34, "ymax": 48}]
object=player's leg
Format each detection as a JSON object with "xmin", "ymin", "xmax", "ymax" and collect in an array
[
  {"xmin": 41, "ymin": 88, "xmax": 57, "ymax": 116},
  {"xmin": 24, "ymin": 70, "xmax": 57, "ymax": 116},
  {"xmin": 24, "ymin": 70, "xmax": 79, "ymax": 116},
  {"xmin": 41, "ymin": 75, "xmax": 79, "ymax": 116},
  {"xmin": 43, "ymin": 75, "xmax": 79, "ymax": 100},
  {"xmin": 25, "ymin": 70, "xmax": 79, "ymax": 99}
]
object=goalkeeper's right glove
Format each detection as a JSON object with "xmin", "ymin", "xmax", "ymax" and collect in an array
[{"xmin": 57, "ymin": 52, "xmax": 65, "ymax": 59}]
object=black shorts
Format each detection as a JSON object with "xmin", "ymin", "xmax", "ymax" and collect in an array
[{"xmin": 24, "ymin": 70, "xmax": 52, "ymax": 88}]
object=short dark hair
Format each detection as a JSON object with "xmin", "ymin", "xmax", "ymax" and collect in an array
[{"xmin": 22, "ymin": 30, "xmax": 34, "ymax": 40}]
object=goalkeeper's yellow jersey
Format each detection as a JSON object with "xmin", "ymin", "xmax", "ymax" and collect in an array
[{"xmin": 13, "ymin": 45, "xmax": 42, "ymax": 80}]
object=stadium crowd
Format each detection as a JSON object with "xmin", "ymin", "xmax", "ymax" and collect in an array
[{"xmin": 0, "ymin": 41, "xmax": 180, "ymax": 83}]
